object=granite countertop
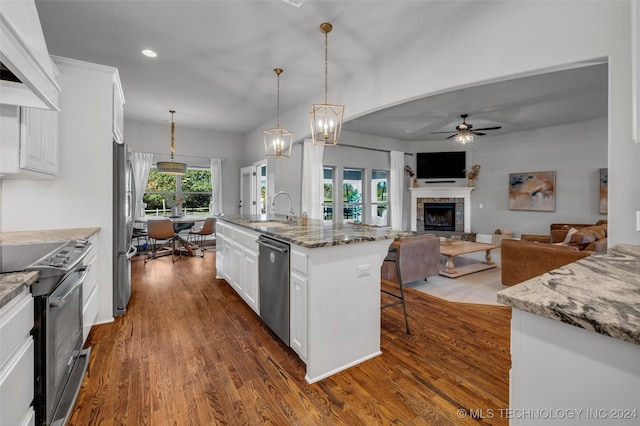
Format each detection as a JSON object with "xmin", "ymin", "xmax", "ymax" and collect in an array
[
  {"xmin": 497, "ymin": 244, "xmax": 640, "ymax": 345},
  {"xmin": 0, "ymin": 227, "xmax": 100, "ymax": 309},
  {"xmin": 218, "ymin": 215, "xmax": 413, "ymax": 248}
]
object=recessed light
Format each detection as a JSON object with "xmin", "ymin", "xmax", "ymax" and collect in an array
[{"xmin": 142, "ymin": 49, "xmax": 157, "ymax": 58}]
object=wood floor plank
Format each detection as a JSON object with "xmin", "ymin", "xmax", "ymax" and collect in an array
[{"xmin": 68, "ymin": 251, "xmax": 511, "ymax": 425}]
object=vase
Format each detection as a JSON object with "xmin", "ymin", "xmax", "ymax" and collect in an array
[
  {"xmin": 412, "ymin": 178, "xmax": 419, "ymax": 188},
  {"xmin": 467, "ymin": 178, "xmax": 474, "ymax": 187}
]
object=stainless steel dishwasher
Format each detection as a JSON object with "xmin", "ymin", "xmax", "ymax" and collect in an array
[{"xmin": 257, "ymin": 235, "xmax": 290, "ymax": 345}]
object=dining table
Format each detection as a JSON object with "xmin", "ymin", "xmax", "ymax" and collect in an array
[{"xmin": 135, "ymin": 214, "xmax": 213, "ymax": 257}]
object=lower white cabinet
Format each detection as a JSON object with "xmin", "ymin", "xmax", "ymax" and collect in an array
[
  {"xmin": 82, "ymin": 234, "xmax": 100, "ymax": 343},
  {"xmin": 290, "ymin": 271, "xmax": 308, "ymax": 360},
  {"xmin": 216, "ymin": 222, "xmax": 260, "ymax": 314},
  {"xmin": 0, "ymin": 288, "xmax": 35, "ymax": 426}
]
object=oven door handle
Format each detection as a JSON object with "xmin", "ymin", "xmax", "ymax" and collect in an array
[{"xmin": 50, "ymin": 264, "xmax": 92, "ymax": 307}]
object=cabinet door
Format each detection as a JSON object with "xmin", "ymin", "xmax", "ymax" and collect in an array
[
  {"xmin": 243, "ymin": 248, "xmax": 259, "ymax": 314},
  {"xmin": 231, "ymin": 241, "xmax": 244, "ymax": 294},
  {"xmin": 19, "ymin": 107, "xmax": 58, "ymax": 175},
  {"xmin": 290, "ymin": 271, "xmax": 308, "ymax": 360}
]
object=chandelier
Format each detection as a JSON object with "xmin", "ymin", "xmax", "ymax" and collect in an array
[
  {"xmin": 156, "ymin": 110, "xmax": 187, "ymax": 175},
  {"xmin": 263, "ymin": 68, "xmax": 293, "ymax": 159},
  {"xmin": 310, "ymin": 22, "xmax": 344, "ymax": 146}
]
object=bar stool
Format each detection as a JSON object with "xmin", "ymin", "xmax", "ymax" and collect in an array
[{"xmin": 381, "ymin": 246, "xmax": 410, "ymax": 334}]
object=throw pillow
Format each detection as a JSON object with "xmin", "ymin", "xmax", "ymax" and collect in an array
[{"xmin": 562, "ymin": 227, "xmax": 579, "ymax": 245}]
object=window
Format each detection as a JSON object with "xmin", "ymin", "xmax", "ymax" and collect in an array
[
  {"xmin": 323, "ymin": 167, "xmax": 334, "ymax": 221},
  {"xmin": 143, "ymin": 167, "xmax": 212, "ymax": 216},
  {"xmin": 258, "ymin": 163, "xmax": 267, "ymax": 214},
  {"xmin": 343, "ymin": 168, "xmax": 363, "ymax": 223},
  {"xmin": 371, "ymin": 170, "xmax": 388, "ymax": 226}
]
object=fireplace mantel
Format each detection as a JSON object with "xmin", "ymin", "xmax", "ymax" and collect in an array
[{"xmin": 409, "ymin": 187, "xmax": 474, "ymax": 232}]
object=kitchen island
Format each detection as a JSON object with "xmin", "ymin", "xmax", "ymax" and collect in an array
[
  {"xmin": 216, "ymin": 215, "xmax": 413, "ymax": 383},
  {"xmin": 497, "ymin": 244, "xmax": 640, "ymax": 424}
]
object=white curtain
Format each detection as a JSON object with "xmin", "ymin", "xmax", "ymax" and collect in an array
[
  {"xmin": 390, "ymin": 151, "xmax": 405, "ymax": 230},
  {"xmin": 210, "ymin": 158, "xmax": 223, "ymax": 215},
  {"xmin": 131, "ymin": 152, "xmax": 154, "ymax": 219},
  {"xmin": 301, "ymin": 139, "xmax": 325, "ymax": 220}
]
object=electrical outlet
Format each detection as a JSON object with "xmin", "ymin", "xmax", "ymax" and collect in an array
[
  {"xmin": 479, "ymin": 203, "xmax": 483, "ymax": 209},
  {"xmin": 357, "ymin": 264, "xmax": 370, "ymax": 277}
]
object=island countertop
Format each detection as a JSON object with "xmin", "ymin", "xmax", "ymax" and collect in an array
[
  {"xmin": 497, "ymin": 243, "xmax": 640, "ymax": 345},
  {"xmin": 217, "ymin": 215, "xmax": 413, "ymax": 248},
  {"xmin": 0, "ymin": 227, "xmax": 101, "ymax": 308}
]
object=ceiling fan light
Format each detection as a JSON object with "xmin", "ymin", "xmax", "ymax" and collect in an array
[{"xmin": 455, "ymin": 132, "xmax": 474, "ymax": 144}]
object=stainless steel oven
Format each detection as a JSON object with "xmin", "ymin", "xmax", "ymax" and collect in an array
[{"xmin": 28, "ymin": 239, "xmax": 93, "ymax": 426}]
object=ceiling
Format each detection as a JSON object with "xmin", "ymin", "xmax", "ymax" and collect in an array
[{"xmin": 35, "ymin": 0, "xmax": 608, "ymax": 142}]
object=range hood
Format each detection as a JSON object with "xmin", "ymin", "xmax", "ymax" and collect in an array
[{"xmin": 0, "ymin": 1, "xmax": 60, "ymax": 110}]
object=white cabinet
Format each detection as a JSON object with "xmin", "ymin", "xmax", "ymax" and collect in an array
[
  {"xmin": 0, "ymin": 104, "xmax": 59, "ymax": 178},
  {"xmin": 82, "ymin": 234, "xmax": 100, "ymax": 343},
  {"xmin": 112, "ymin": 74, "xmax": 124, "ymax": 144},
  {"xmin": 0, "ymin": 288, "xmax": 35, "ymax": 426},
  {"xmin": 290, "ymin": 248, "xmax": 308, "ymax": 360},
  {"xmin": 216, "ymin": 222, "xmax": 260, "ymax": 314}
]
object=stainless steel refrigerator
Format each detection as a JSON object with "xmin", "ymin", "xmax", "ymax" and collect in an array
[{"xmin": 113, "ymin": 140, "xmax": 136, "ymax": 317}]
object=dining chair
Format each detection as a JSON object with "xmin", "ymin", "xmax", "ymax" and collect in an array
[
  {"xmin": 187, "ymin": 217, "xmax": 216, "ymax": 257},
  {"xmin": 145, "ymin": 218, "xmax": 180, "ymax": 263}
]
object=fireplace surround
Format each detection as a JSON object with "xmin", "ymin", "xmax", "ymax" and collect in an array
[{"xmin": 409, "ymin": 187, "xmax": 474, "ymax": 232}]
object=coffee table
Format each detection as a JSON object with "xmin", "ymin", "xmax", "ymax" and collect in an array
[{"xmin": 439, "ymin": 240, "xmax": 499, "ymax": 278}]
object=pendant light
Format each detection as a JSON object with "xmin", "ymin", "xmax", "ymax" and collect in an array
[
  {"xmin": 263, "ymin": 68, "xmax": 293, "ymax": 159},
  {"xmin": 156, "ymin": 110, "xmax": 187, "ymax": 175},
  {"xmin": 310, "ymin": 22, "xmax": 344, "ymax": 146}
]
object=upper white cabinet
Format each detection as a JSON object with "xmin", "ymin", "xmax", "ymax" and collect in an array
[
  {"xmin": 0, "ymin": 104, "xmax": 58, "ymax": 178},
  {"xmin": 112, "ymin": 73, "xmax": 124, "ymax": 144},
  {"xmin": 0, "ymin": 0, "xmax": 61, "ymax": 110}
]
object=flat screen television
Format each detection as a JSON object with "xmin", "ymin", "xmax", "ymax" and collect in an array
[{"xmin": 416, "ymin": 151, "xmax": 466, "ymax": 179}]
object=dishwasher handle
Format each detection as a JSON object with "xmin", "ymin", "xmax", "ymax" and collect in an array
[{"xmin": 256, "ymin": 238, "xmax": 289, "ymax": 253}]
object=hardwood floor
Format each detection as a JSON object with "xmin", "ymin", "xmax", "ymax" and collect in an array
[{"xmin": 69, "ymin": 252, "xmax": 511, "ymax": 425}]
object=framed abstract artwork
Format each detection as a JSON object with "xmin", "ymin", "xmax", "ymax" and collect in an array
[
  {"xmin": 508, "ymin": 171, "xmax": 556, "ymax": 212},
  {"xmin": 599, "ymin": 168, "xmax": 608, "ymax": 214}
]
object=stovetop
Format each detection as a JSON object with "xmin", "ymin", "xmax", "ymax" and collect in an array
[{"xmin": 27, "ymin": 239, "xmax": 91, "ymax": 275}]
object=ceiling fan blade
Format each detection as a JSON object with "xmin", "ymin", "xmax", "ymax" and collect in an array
[
  {"xmin": 430, "ymin": 131, "xmax": 456, "ymax": 134},
  {"xmin": 473, "ymin": 126, "xmax": 502, "ymax": 131},
  {"xmin": 471, "ymin": 131, "xmax": 487, "ymax": 136},
  {"xmin": 446, "ymin": 134, "xmax": 457, "ymax": 139}
]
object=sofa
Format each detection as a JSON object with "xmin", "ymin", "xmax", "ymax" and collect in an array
[
  {"xmin": 501, "ymin": 220, "xmax": 607, "ymax": 286},
  {"xmin": 381, "ymin": 233, "xmax": 441, "ymax": 284}
]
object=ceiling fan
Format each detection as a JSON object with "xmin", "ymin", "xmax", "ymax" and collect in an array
[{"xmin": 431, "ymin": 114, "xmax": 502, "ymax": 143}]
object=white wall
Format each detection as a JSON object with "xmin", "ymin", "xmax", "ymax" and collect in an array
[
  {"xmin": 464, "ymin": 118, "xmax": 607, "ymax": 237},
  {"xmin": 1, "ymin": 58, "xmax": 115, "ymax": 323},
  {"xmin": 124, "ymin": 120, "xmax": 246, "ymax": 216},
  {"xmin": 242, "ymin": 0, "xmax": 639, "ymax": 245}
]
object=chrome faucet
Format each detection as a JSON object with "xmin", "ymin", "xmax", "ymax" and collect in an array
[{"xmin": 271, "ymin": 191, "xmax": 295, "ymax": 221}]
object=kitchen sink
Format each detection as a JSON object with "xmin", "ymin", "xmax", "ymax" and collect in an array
[{"xmin": 249, "ymin": 220, "xmax": 291, "ymax": 228}]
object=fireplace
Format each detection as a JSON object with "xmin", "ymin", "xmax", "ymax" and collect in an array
[
  {"xmin": 409, "ymin": 187, "xmax": 474, "ymax": 233},
  {"xmin": 423, "ymin": 203, "xmax": 455, "ymax": 231}
]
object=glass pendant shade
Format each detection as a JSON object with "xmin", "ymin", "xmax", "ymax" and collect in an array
[
  {"xmin": 263, "ymin": 68, "xmax": 293, "ymax": 158},
  {"xmin": 454, "ymin": 131, "xmax": 474, "ymax": 144},
  {"xmin": 158, "ymin": 110, "xmax": 187, "ymax": 175},
  {"xmin": 310, "ymin": 22, "xmax": 344, "ymax": 146}
]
